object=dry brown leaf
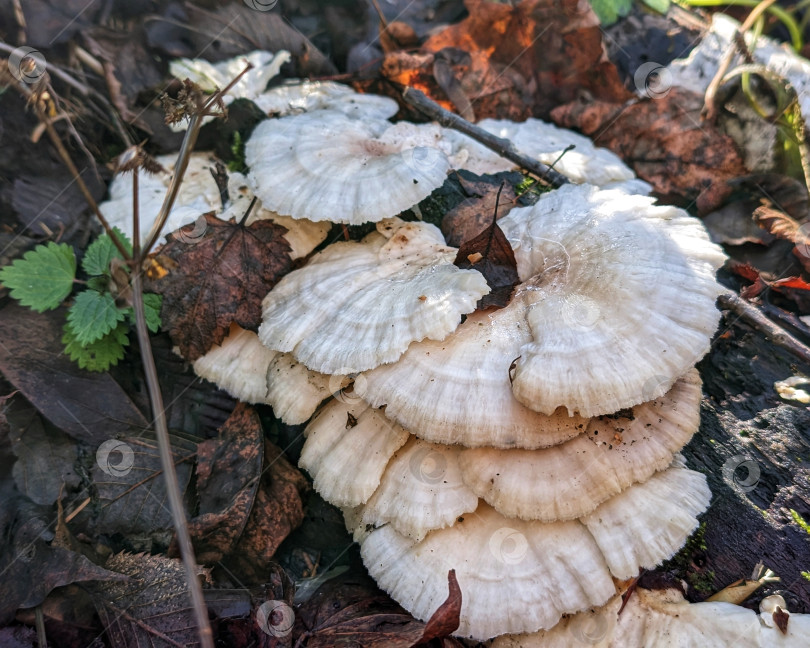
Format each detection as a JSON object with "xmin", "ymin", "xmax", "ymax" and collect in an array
[{"xmin": 148, "ymin": 214, "xmax": 292, "ymax": 361}]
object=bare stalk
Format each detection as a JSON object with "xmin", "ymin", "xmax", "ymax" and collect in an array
[{"xmin": 401, "ymin": 87, "xmax": 570, "ymax": 188}]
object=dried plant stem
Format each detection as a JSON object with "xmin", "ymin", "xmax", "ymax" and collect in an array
[
  {"xmin": 401, "ymin": 87, "xmax": 570, "ymax": 188},
  {"xmin": 130, "ymin": 268, "xmax": 214, "ymax": 648},
  {"xmin": 719, "ymin": 292, "xmax": 810, "ymax": 365}
]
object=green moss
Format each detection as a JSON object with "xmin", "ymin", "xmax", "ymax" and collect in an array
[
  {"xmin": 739, "ymin": 430, "xmax": 750, "ymax": 437},
  {"xmin": 789, "ymin": 509, "xmax": 810, "ymax": 534},
  {"xmin": 801, "ymin": 571, "xmax": 810, "ymax": 582},
  {"xmin": 688, "ymin": 569, "xmax": 716, "ymax": 595},
  {"xmin": 227, "ymin": 130, "xmax": 247, "ymax": 174}
]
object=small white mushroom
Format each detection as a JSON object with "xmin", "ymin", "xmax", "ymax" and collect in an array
[
  {"xmin": 192, "ymin": 324, "xmax": 333, "ymax": 425},
  {"xmin": 299, "ymin": 399, "xmax": 409, "ymax": 508},
  {"xmin": 254, "ymin": 79, "xmax": 399, "ymax": 120},
  {"xmin": 458, "ymin": 370, "xmax": 702, "ymax": 521},
  {"xmin": 358, "ymin": 437, "xmax": 479, "ymax": 540},
  {"xmin": 500, "ymin": 184, "xmax": 726, "ymax": 416},
  {"xmin": 258, "ymin": 217, "xmax": 490, "ymax": 374},
  {"xmin": 244, "ymin": 110, "xmax": 451, "ymax": 224}
]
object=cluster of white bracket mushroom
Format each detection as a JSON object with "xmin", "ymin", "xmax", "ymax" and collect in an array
[{"xmin": 99, "ymin": 62, "xmax": 806, "ymax": 643}]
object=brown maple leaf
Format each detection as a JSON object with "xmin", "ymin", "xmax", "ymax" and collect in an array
[{"xmin": 148, "ymin": 213, "xmax": 292, "ymax": 361}]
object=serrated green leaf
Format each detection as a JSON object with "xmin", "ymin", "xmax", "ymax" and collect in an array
[
  {"xmin": 82, "ymin": 227, "xmax": 132, "ymax": 276},
  {"xmin": 125, "ymin": 293, "xmax": 163, "ymax": 333},
  {"xmin": 87, "ymin": 276, "xmax": 109, "ymax": 293},
  {"xmin": 66, "ymin": 290, "xmax": 127, "ymax": 346},
  {"xmin": 0, "ymin": 242, "xmax": 76, "ymax": 312},
  {"xmin": 62, "ymin": 322, "xmax": 129, "ymax": 372},
  {"xmin": 589, "ymin": 0, "xmax": 632, "ymax": 25},
  {"xmin": 642, "ymin": 0, "xmax": 669, "ymax": 14}
]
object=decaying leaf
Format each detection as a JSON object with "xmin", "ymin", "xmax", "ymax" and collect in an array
[
  {"xmin": 441, "ymin": 173, "xmax": 520, "ymax": 247},
  {"xmin": 293, "ymin": 569, "xmax": 461, "ymax": 647},
  {"xmin": 180, "ymin": 403, "xmax": 264, "ymax": 564},
  {"xmin": 552, "ymin": 89, "xmax": 747, "ymax": 208},
  {"xmin": 754, "ymin": 205, "xmax": 810, "ymax": 274},
  {"xmin": 94, "ymin": 552, "xmax": 209, "ymax": 648},
  {"xmin": 453, "ymin": 194, "xmax": 520, "ymax": 310},
  {"xmin": 148, "ymin": 214, "xmax": 292, "ymax": 361}
]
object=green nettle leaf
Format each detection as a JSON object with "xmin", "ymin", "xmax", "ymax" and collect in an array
[
  {"xmin": 82, "ymin": 227, "xmax": 133, "ymax": 277},
  {"xmin": 62, "ymin": 322, "xmax": 129, "ymax": 372},
  {"xmin": 66, "ymin": 290, "xmax": 127, "ymax": 346},
  {"xmin": 0, "ymin": 242, "xmax": 76, "ymax": 312},
  {"xmin": 589, "ymin": 0, "xmax": 633, "ymax": 25},
  {"xmin": 127, "ymin": 293, "xmax": 163, "ymax": 333},
  {"xmin": 642, "ymin": 0, "xmax": 670, "ymax": 14}
]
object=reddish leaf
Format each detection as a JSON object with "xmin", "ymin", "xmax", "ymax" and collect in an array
[
  {"xmin": 453, "ymin": 193, "xmax": 520, "ymax": 309},
  {"xmin": 552, "ymin": 89, "xmax": 747, "ymax": 207},
  {"xmin": 414, "ymin": 570, "xmax": 462, "ymax": 645},
  {"xmin": 148, "ymin": 214, "xmax": 292, "ymax": 361},
  {"xmin": 773, "ymin": 606, "xmax": 790, "ymax": 634}
]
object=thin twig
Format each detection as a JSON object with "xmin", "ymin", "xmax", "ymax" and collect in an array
[
  {"xmin": 719, "ymin": 292, "xmax": 810, "ymax": 366},
  {"xmin": 402, "ymin": 87, "xmax": 570, "ymax": 188},
  {"xmin": 130, "ymin": 268, "xmax": 214, "ymax": 648},
  {"xmin": 703, "ymin": 0, "xmax": 779, "ymax": 122}
]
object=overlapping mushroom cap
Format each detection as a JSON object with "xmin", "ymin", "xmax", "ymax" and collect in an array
[
  {"xmin": 258, "ymin": 217, "xmax": 490, "ymax": 375},
  {"xmin": 244, "ymin": 110, "xmax": 451, "ymax": 224},
  {"xmin": 254, "ymin": 79, "xmax": 399, "ymax": 120}
]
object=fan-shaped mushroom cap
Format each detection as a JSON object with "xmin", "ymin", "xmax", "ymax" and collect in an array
[
  {"xmin": 358, "ymin": 502, "xmax": 617, "ymax": 639},
  {"xmin": 500, "ymin": 184, "xmax": 725, "ymax": 416},
  {"xmin": 244, "ymin": 110, "xmax": 451, "ymax": 224},
  {"xmin": 440, "ymin": 119, "xmax": 637, "ymax": 187},
  {"xmin": 192, "ymin": 324, "xmax": 333, "ymax": 424},
  {"xmin": 358, "ymin": 437, "xmax": 478, "ymax": 540},
  {"xmin": 580, "ymin": 459, "xmax": 711, "ymax": 579},
  {"xmin": 299, "ymin": 398, "xmax": 409, "ymax": 507},
  {"xmin": 458, "ymin": 370, "xmax": 702, "ymax": 521},
  {"xmin": 361, "ymin": 307, "xmax": 589, "ymax": 449},
  {"xmin": 259, "ymin": 217, "xmax": 490, "ymax": 374},
  {"xmin": 168, "ymin": 50, "xmax": 291, "ymax": 129},
  {"xmin": 254, "ymin": 79, "xmax": 399, "ymax": 120}
]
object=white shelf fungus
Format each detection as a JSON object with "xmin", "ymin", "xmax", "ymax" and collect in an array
[
  {"xmin": 244, "ymin": 110, "xmax": 451, "ymax": 224},
  {"xmin": 168, "ymin": 50, "xmax": 290, "ymax": 129},
  {"xmin": 192, "ymin": 324, "xmax": 333, "ymax": 425},
  {"xmin": 457, "ymin": 370, "xmax": 702, "ymax": 521},
  {"xmin": 501, "ymin": 184, "xmax": 726, "ymax": 416},
  {"xmin": 254, "ymin": 79, "xmax": 398, "ymax": 120},
  {"xmin": 259, "ymin": 217, "xmax": 489, "ymax": 374}
]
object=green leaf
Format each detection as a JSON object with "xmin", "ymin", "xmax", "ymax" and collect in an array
[
  {"xmin": 0, "ymin": 242, "xmax": 76, "ymax": 312},
  {"xmin": 66, "ymin": 290, "xmax": 127, "ymax": 346},
  {"xmin": 126, "ymin": 293, "xmax": 163, "ymax": 333},
  {"xmin": 82, "ymin": 227, "xmax": 132, "ymax": 276},
  {"xmin": 641, "ymin": 0, "xmax": 669, "ymax": 14},
  {"xmin": 589, "ymin": 0, "xmax": 632, "ymax": 25},
  {"xmin": 62, "ymin": 322, "xmax": 129, "ymax": 372}
]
